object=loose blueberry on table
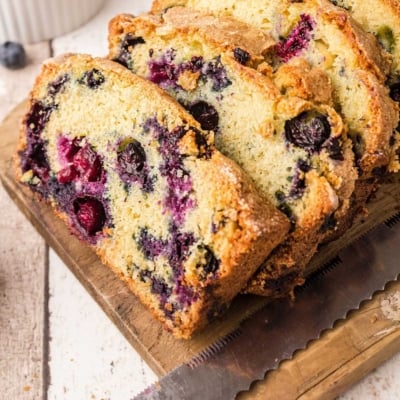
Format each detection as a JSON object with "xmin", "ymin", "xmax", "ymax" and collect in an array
[{"xmin": 0, "ymin": 41, "xmax": 26, "ymax": 69}]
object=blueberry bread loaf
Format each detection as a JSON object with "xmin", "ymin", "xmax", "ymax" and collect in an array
[
  {"xmin": 108, "ymin": 11, "xmax": 357, "ymax": 296},
  {"xmin": 328, "ymin": 0, "xmax": 400, "ymax": 172},
  {"xmin": 151, "ymin": 0, "xmax": 399, "ymax": 236},
  {"xmin": 16, "ymin": 53, "xmax": 290, "ymax": 338}
]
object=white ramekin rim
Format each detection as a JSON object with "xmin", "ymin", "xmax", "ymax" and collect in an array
[{"xmin": 0, "ymin": 0, "xmax": 106, "ymax": 44}]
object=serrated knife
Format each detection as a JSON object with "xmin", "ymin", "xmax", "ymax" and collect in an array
[{"xmin": 134, "ymin": 213, "xmax": 400, "ymax": 400}]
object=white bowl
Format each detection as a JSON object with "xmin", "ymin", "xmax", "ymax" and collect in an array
[{"xmin": 0, "ymin": 0, "xmax": 106, "ymax": 44}]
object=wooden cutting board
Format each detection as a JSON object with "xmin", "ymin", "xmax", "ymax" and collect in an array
[{"xmin": 1, "ymin": 101, "xmax": 400, "ymax": 399}]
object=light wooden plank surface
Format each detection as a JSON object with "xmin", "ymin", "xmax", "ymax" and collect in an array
[
  {"xmin": 238, "ymin": 280, "xmax": 400, "ymax": 400},
  {"xmin": 0, "ymin": 42, "xmax": 50, "ymax": 400}
]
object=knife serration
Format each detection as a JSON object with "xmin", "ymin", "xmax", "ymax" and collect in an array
[{"xmin": 135, "ymin": 213, "xmax": 400, "ymax": 400}]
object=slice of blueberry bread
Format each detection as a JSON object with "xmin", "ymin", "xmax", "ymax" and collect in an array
[
  {"xmin": 16, "ymin": 53, "xmax": 290, "ymax": 338},
  {"xmin": 151, "ymin": 0, "xmax": 392, "ymax": 78},
  {"xmin": 150, "ymin": 0, "xmax": 399, "ymax": 235},
  {"xmin": 328, "ymin": 0, "xmax": 400, "ymax": 171},
  {"xmin": 108, "ymin": 12, "xmax": 357, "ymax": 296}
]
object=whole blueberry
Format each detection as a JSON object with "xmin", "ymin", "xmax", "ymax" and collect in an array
[
  {"xmin": 117, "ymin": 138, "xmax": 154, "ymax": 192},
  {"xmin": 285, "ymin": 111, "xmax": 331, "ymax": 154},
  {"xmin": 118, "ymin": 139, "xmax": 146, "ymax": 175},
  {"xmin": 187, "ymin": 100, "xmax": 219, "ymax": 131},
  {"xmin": 233, "ymin": 48, "xmax": 250, "ymax": 65},
  {"xmin": 0, "ymin": 41, "xmax": 26, "ymax": 69},
  {"xmin": 74, "ymin": 197, "xmax": 106, "ymax": 236},
  {"xmin": 73, "ymin": 143, "xmax": 103, "ymax": 182}
]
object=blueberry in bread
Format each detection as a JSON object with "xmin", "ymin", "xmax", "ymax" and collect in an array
[
  {"xmin": 16, "ymin": 53, "xmax": 290, "ymax": 338},
  {"xmin": 108, "ymin": 11, "xmax": 357, "ymax": 296},
  {"xmin": 150, "ymin": 0, "xmax": 399, "ymax": 241}
]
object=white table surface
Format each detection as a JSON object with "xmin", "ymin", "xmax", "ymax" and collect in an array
[{"xmin": 1, "ymin": 0, "xmax": 400, "ymax": 399}]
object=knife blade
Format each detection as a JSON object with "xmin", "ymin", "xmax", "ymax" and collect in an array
[{"xmin": 135, "ymin": 212, "xmax": 400, "ymax": 400}]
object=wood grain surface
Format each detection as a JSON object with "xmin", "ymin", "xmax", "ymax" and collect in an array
[
  {"xmin": 1, "ymin": 100, "xmax": 400, "ymax": 398},
  {"xmin": 0, "ymin": 43, "xmax": 50, "ymax": 400},
  {"xmin": 239, "ymin": 280, "xmax": 400, "ymax": 400}
]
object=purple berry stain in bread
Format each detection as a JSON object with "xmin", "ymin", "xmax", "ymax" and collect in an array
[
  {"xmin": 19, "ymin": 74, "xmax": 73, "ymax": 190},
  {"xmin": 168, "ymin": 224, "xmax": 195, "ymax": 276},
  {"xmin": 114, "ymin": 34, "xmax": 145, "ymax": 68},
  {"xmin": 161, "ymin": 156, "xmax": 195, "ymax": 226},
  {"xmin": 74, "ymin": 197, "xmax": 106, "ymax": 236},
  {"xmin": 116, "ymin": 138, "xmax": 154, "ymax": 192},
  {"xmin": 148, "ymin": 48, "xmax": 179, "ymax": 88},
  {"xmin": 26, "ymin": 101, "xmax": 55, "ymax": 140},
  {"xmin": 19, "ymin": 101, "xmax": 55, "ymax": 188},
  {"xmin": 138, "ymin": 228, "xmax": 167, "ymax": 260},
  {"xmin": 47, "ymin": 178, "xmax": 110, "ymax": 244},
  {"xmin": 78, "ymin": 68, "xmax": 105, "ymax": 89},
  {"xmin": 203, "ymin": 56, "xmax": 232, "ymax": 91},
  {"xmin": 289, "ymin": 159, "xmax": 310, "ymax": 199},
  {"xmin": 144, "ymin": 118, "xmax": 196, "ymax": 225},
  {"xmin": 163, "ymin": 224, "xmax": 199, "ymax": 308},
  {"xmin": 285, "ymin": 110, "xmax": 331, "ymax": 154},
  {"xmin": 186, "ymin": 100, "xmax": 219, "ymax": 131},
  {"xmin": 148, "ymin": 49, "xmax": 204, "ymax": 89},
  {"xmin": 21, "ymin": 130, "xmax": 110, "ymax": 244},
  {"xmin": 48, "ymin": 74, "xmax": 70, "ymax": 97},
  {"xmin": 57, "ymin": 137, "xmax": 104, "ymax": 184},
  {"xmin": 273, "ymin": 159, "xmax": 309, "ymax": 211},
  {"xmin": 148, "ymin": 51, "xmax": 203, "ymax": 89},
  {"xmin": 136, "ymin": 224, "xmax": 200, "ymax": 315},
  {"xmin": 323, "ymin": 137, "xmax": 344, "ymax": 161},
  {"xmin": 150, "ymin": 277, "xmax": 172, "ymax": 306},
  {"xmin": 24, "ymin": 142, "xmax": 50, "ymax": 183},
  {"xmin": 148, "ymin": 49, "xmax": 231, "ymax": 92},
  {"xmin": 53, "ymin": 135, "xmax": 110, "ymax": 243},
  {"xmin": 274, "ymin": 14, "xmax": 315, "ymax": 62}
]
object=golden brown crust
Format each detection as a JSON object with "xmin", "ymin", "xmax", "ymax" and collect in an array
[
  {"xmin": 245, "ymin": 171, "xmax": 338, "ymax": 295},
  {"xmin": 110, "ymin": 8, "xmax": 276, "ymax": 67},
  {"xmin": 322, "ymin": 0, "xmax": 400, "ymax": 172},
  {"xmin": 273, "ymin": 58, "xmax": 334, "ymax": 105},
  {"xmin": 152, "ymin": 0, "xmax": 393, "ymax": 82},
  {"xmin": 317, "ymin": 0, "xmax": 392, "ymax": 81},
  {"xmin": 162, "ymin": 7, "xmax": 276, "ymax": 63},
  {"xmin": 355, "ymin": 69, "xmax": 398, "ymax": 175},
  {"xmin": 193, "ymin": 152, "xmax": 291, "ymax": 297},
  {"xmin": 331, "ymin": 0, "xmax": 400, "ymax": 73},
  {"xmin": 151, "ymin": 0, "xmax": 187, "ymax": 14}
]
